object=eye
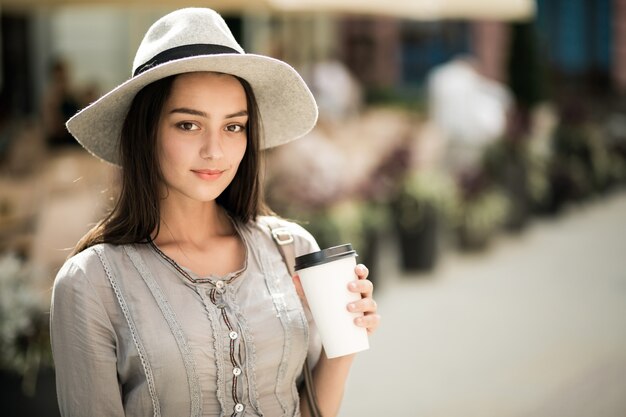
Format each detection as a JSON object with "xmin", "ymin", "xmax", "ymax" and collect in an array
[
  {"xmin": 225, "ymin": 124, "xmax": 246, "ymax": 133},
  {"xmin": 177, "ymin": 122, "xmax": 200, "ymax": 131}
]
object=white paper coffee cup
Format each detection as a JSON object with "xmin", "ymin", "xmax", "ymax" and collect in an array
[{"xmin": 295, "ymin": 244, "xmax": 369, "ymax": 358}]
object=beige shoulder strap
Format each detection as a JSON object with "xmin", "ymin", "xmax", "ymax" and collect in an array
[
  {"xmin": 265, "ymin": 219, "xmax": 323, "ymax": 417},
  {"xmin": 267, "ymin": 221, "xmax": 297, "ymax": 276}
]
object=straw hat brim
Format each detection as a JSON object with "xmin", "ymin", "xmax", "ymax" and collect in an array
[{"xmin": 66, "ymin": 53, "xmax": 318, "ymax": 165}]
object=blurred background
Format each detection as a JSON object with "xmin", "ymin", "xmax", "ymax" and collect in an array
[{"xmin": 1, "ymin": 0, "xmax": 625, "ymax": 416}]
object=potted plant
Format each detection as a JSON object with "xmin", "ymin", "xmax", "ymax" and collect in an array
[
  {"xmin": 482, "ymin": 139, "xmax": 531, "ymax": 231},
  {"xmin": 0, "ymin": 252, "xmax": 59, "ymax": 416},
  {"xmin": 391, "ymin": 169, "xmax": 459, "ymax": 272},
  {"xmin": 455, "ymin": 170, "xmax": 510, "ymax": 251},
  {"xmin": 296, "ymin": 199, "xmax": 390, "ymax": 286}
]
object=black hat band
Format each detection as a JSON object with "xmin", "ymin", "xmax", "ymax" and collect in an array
[{"xmin": 134, "ymin": 43, "xmax": 241, "ymax": 76}]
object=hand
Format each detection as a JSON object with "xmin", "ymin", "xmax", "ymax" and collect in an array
[
  {"xmin": 347, "ymin": 264, "xmax": 380, "ymax": 335},
  {"xmin": 292, "ymin": 264, "xmax": 381, "ymax": 335}
]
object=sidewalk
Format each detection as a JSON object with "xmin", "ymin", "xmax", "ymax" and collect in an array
[{"xmin": 341, "ymin": 190, "xmax": 626, "ymax": 417}]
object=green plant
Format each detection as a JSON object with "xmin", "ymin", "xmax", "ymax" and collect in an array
[
  {"xmin": 298, "ymin": 199, "xmax": 390, "ymax": 255},
  {"xmin": 394, "ymin": 169, "xmax": 460, "ymax": 229},
  {"xmin": 525, "ymin": 144, "xmax": 551, "ymax": 208},
  {"xmin": 482, "ymin": 139, "xmax": 533, "ymax": 229},
  {"xmin": 457, "ymin": 188, "xmax": 510, "ymax": 246},
  {"xmin": 0, "ymin": 252, "xmax": 52, "ymax": 394},
  {"xmin": 453, "ymin": 166, "xmax": 511, "ymax": 250},
  {"xmin": 551, "ymin": 122, "xmax": 610, "ymax": 200}
]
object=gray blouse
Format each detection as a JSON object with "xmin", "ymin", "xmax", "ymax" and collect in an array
[{"xmin": 50, "ymin": 216, "xmax": 322, "ymax": 417}]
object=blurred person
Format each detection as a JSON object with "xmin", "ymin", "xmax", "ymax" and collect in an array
[
  {"xmin": 427, "ymin": 56, "xmax": 511, "ymax": 175},
  {"xmin": 310, "ymin": 59, "xmax": 363, "ymax": 125},
  {"xmin": 49, "ymin": 8, "xmax": 379, "ymax": 417},
  {"xmin": 41, "ymin": 58, "xmax": 80, "ymax": 147}
]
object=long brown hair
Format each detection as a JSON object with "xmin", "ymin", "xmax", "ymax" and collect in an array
[{"xmin": 72, "ymin": 73, "xmax": 268, "ymax": 256}]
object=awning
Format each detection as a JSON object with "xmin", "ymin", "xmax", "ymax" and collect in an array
[
  {"xmin": 270, "ymin": 0, "xmax": 535, "ymax": 20},
  {"xmin": 0, "ymin": 1, "xmax": 271, "ymax": 14},
  {"xmin": 2, "ymin": 0, "xmax": 535, "ymax": 21}
]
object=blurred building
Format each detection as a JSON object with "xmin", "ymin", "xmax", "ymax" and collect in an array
[
  {"xmin": 1, "ymin": 1, "xmax": 625, "ymax": 125},
  {"xmin": 335, "ymin": 0, "xmax": 625, "ymax": 100},
  {"xmin": 339, "ymin": 17, "xmax": 469, "ymax": 94}
]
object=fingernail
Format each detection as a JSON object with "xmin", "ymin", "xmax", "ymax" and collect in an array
[
  {"xmin": 356, "ymin": 265, "xmax": 366, "ymax": 274},
  {"xmin": 348, "ymin": 282, "xmax": 357, "ymax": 290},
  {"xmin": 355, "ymin": 317, "xmax": 363, "ymax": 325},
  {"xmin": 348, "ymin": 303, "xmax": 356, "ymax": 311}
]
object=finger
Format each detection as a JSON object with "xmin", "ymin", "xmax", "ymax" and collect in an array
[
  {"xmin": 348, "ymin": 279, "xmax": 373, "ymax": 297},
  {"xmin": 347, "ymin": 297, "xmax": 378, "ymax": 314},
  {"xmin": 355, "ymin": 313, "xmax": 381, "ymax": 334},
  {"xmin": 355, "ymin": 264, "xmax": 369, "ymax": 280}
]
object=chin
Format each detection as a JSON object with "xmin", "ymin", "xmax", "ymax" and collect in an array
[
  {"xmin": 195, "ymin": 191, "xmax": 226, "ymax": 203},
  {"xmin": 173, "ymin": 186, "xmax": 225, "ymax": 204}
]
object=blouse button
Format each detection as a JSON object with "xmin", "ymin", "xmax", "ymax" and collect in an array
[
  {"xmin": 215, "ymin": 280, "xmax": 225, "ymax": 290},
  {"xmin": 216, "ymin": 303, "xmax": 226, "ymax": 309},
  {"xmin": 234, "ymin": 403, "xmax": 244, "ymax": 413},
  {"xmin": 229, "ymin": 331, "xmax": 238, "ymax": 340},
  {"xmin": 233, "ymin": 367, "xmax": 242, "ymax": 376}
]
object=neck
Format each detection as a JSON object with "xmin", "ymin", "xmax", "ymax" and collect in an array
[{"xmin": 154, "ymin": 198, "xmax": 234, "ymax": 248}]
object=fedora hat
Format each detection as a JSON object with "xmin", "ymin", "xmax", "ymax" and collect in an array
[{"xmin": 66, "ymin": 7, "xmax": 318, "ymax": 165}]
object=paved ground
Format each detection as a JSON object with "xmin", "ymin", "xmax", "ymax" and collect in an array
[{"xmin": 341, "ymin": 189, "xmax": 626, "ymax": 417}]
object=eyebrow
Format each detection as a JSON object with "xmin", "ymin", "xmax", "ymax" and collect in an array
[
  {"xmin": 225, "ymin": 110, "xmax": 248, "ymax": 119},
  {"xmin": 169, "ymin": 107, "xmax": 248, "ymax": 119}
]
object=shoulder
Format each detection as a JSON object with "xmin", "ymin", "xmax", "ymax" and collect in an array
[
  {"xmin": 53, "ymin": 243, "xmax": 122, "ymax": 294},
  {"xmin": 50, "ymin": 245, "xmax": 119, "ymax": 347},
  {"xmin": 251, "ymin": 215, "xmax": 320, "ymax": 257}
]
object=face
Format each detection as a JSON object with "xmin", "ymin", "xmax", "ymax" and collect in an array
[{"xmin": 156, "ymin": 72, "xmax": 248, "ymax": 206}]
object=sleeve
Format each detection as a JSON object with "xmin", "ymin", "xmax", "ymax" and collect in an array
[{"xmin": 50, "ymin": 255, "xmax": 125, "ymax": 417}]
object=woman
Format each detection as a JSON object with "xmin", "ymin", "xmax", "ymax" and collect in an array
[{"xmin": 50, "ymin": 7, "xmax": 379, "ymax": 417}]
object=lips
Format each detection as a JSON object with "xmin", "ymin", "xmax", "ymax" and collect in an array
[{"xmin": 191, "ymin": 168, "xmax": 225, "ymax": 180}]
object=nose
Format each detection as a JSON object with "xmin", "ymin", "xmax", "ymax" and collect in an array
[{"xmin": 199, "ymin": 129, "xmax": 224, "ymax": 160}]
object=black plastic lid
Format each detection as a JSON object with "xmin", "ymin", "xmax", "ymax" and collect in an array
[{"xmin": 294, "ymin": 244, "xmax": 357, "ymax": 271}]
